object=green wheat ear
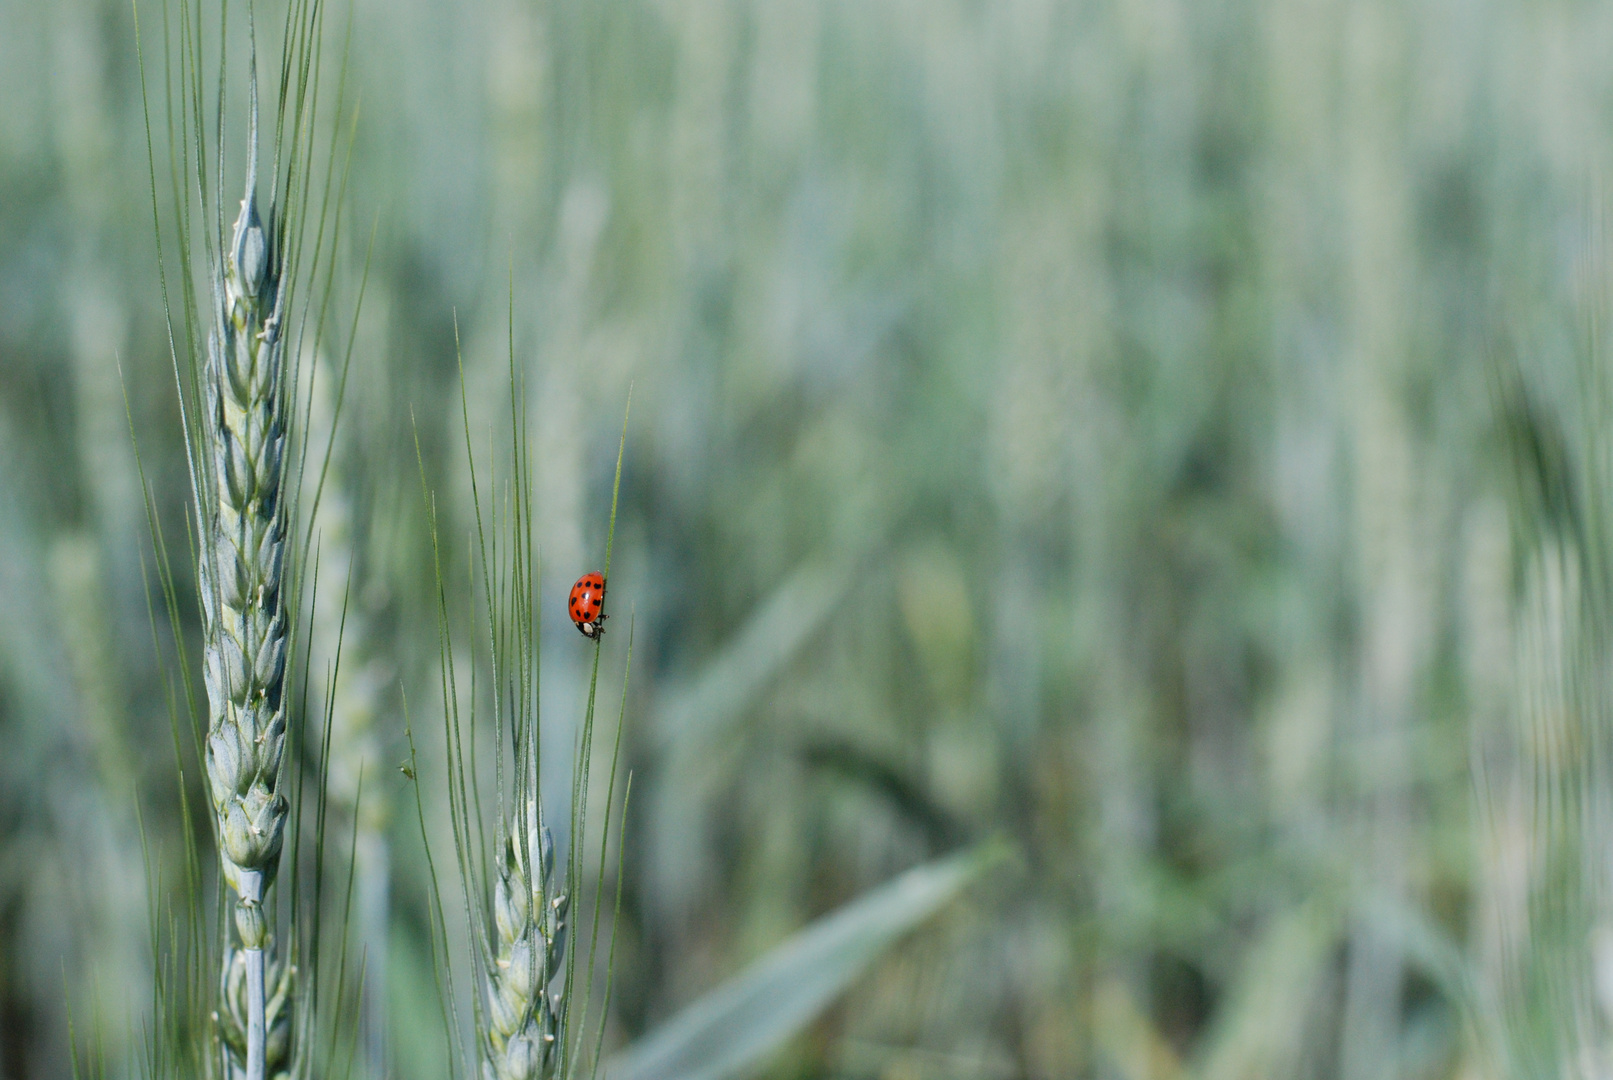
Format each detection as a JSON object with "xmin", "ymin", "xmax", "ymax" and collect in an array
[
  {"xmin": 410, "ymin": 341, "xmax": 632, "ymax": 1080},
  {"xmin": 134, "ymin": 0, "xmax": 359, "ymax": 1078},
  {"xmin": 198, "ymin": 77, "xmax": 295, "ymax": 1080},
  {"xmin": 484, "ymin": 800, "xmax": 569, "ymax": 1080}
]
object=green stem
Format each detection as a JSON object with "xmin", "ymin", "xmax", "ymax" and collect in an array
[
  {"xmin": 245, "ymin": 947, "xmax": 266, "ymax": 1080},
  {"xmin": 238, "ymin": 868, "xmax": 267, "ymax": 1080}
]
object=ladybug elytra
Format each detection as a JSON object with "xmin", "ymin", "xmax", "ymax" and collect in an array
[{"xmin": 568, "ymin": 571, "xmax": 607, "ymax": 638}]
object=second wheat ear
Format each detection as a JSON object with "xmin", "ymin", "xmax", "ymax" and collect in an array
[{"xmin": 485, "ymin": 802, "xmax": 570, "ymax": 1080}]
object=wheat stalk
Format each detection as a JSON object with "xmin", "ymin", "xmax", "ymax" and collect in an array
[
  {"xmin": 197, "ymin": 70, "xmax": 293, "ymax": 1080},
  {"xmin": 306, "ymin": 350, "xmax": 391, "ymax": 1078}
]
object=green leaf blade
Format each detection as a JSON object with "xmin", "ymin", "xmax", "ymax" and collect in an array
[{"xmin": 607, "ymin": 846, "xmax": 995, "ymax": 1080}]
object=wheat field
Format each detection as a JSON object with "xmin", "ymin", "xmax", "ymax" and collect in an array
[{"xmin": 4, "ymin": 0, "xmax": 1613, "ymax": 1078}]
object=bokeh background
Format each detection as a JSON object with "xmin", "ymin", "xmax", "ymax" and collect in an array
[{"xmin": 7, "ymin": 0, "xmax": 1613, "ymax": 1077}]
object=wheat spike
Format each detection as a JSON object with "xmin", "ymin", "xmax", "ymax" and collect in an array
[
  {"xmin": 483, "ymin": 800, "xmax": 570, "ymax": 1080},
  {"xmin": 198, "ymin": 79, "xmax": 293, "ymax": 1080}
]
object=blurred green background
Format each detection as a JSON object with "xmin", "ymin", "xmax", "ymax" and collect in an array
[{"xmin": 7, "ymin": 0, "xmax": 1613, "ymax": 1077}]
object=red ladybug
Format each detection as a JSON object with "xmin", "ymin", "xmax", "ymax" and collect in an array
[{"xmin": 568, "ymin": 571, "xmax": 607, "ymax": 638}]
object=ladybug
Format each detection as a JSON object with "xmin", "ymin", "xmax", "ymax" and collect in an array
[{"xmin": 568, "ymin": 571, "xmax": 607, "ymax": 638}]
